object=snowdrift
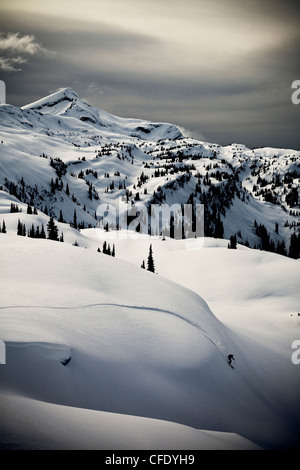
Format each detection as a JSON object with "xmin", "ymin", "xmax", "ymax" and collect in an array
[
  {"xmin": 0, "ymin": 234, "xmax": 299, "ymax": 449},
  {"xmin": 0, "ymin": 393, "xmax": 260, "ymax": 451}
]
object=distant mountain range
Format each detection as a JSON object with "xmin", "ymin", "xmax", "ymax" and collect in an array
[{"xmin": 0, "ymin": 87, "xmax": 299, "ymax": 257}]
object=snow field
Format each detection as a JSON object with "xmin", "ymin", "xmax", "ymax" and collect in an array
[{"xmin": 0, "ymin": 231, "xmax": 300, "ymax": 449}]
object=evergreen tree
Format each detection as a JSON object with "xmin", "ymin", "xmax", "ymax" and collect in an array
[
  {"xmin": 59, "ymin": 210, "xmax": 64, "ymax": 223},
  {"xmin": 17, "ymin": 219, "xmax": 26, "ymax": 236},
  {"xmin": 50, "ymin": 178, "xmax": 55, "ymax": 194},
  {"xmin": 88, "ymin": 184, "xmax": 93, "ymax": 200},
  {"xmin": 147, "ymin": 244, "xmax": 155, "ymax": 273},
  {"xmin": 214, "ymin": 213, "xmax": 224, "ymax": 238},
  {"xmin": 286, "ymin": 187, "xmax": 298, "ymax": 208},
  {"xmin": 29, "ymin": 223, "xmax": 35, "ymax": 238},
  {"xmin": 141, "ymin": 260, "xmax": 145, "ymax": 269},
  {"xmin": 10, "ymin": 203, "xmax": 19, "ymax": 213},
  {"xmin": 47, "ymin": 217, "xmax": 59, "ymax": 241},
  {"xmin": 228, "ymin": 234, "xmax": 237, "ymax": 249},
  {"xmin": 73, "ymin": 209, "xmax": 77, "ymax": 229},
  {"xmin": 1, "ymin": 220, "xmax": 6, "ymax": 233},
  {"xmin": 40, "ymin": 223, "xmax": 46, "ymax": 239},
  {"xmin": 288, "ymin": 232, "xmax": 300, "ymax": 259},
  {"xmin": 276, "ymin": 240, "xmax": 287, "ymax": 256},
  {"xmin": 255, "ymin": 223, "xmax": 270, "ymax": 251},
  {"xmin": 17, "ymin": 219, "xmax": 22, "ymax": 236}
]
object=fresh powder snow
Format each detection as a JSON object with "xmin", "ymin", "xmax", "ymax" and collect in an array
[{"xmin": 0, "ymin": 89, "xmax": 300, "ymax": 450}]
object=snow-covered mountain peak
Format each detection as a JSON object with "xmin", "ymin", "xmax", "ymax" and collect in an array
[
  {"xmin": 5, "ymin": 88, "xmax": 183, "ymax": 141},
  {"xmin": 22, "ymin": 87, "xmax": 79, "ymax": 112}
]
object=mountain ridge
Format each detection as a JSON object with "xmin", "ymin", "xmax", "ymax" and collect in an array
[
  {"xmin": 18, "ymin": 87, "xmax": 184, "ymax": 141},
  {"xmin": 21, "ymin": 87, "xmax": 80, "ymax": 109},
  {"xmin": 0, "ymin": 88, "xmax": 299, "ymax": 257}
]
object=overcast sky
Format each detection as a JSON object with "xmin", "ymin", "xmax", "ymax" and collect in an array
[{"xmin": 0, "ymin": 0, "xmax": 299, "ymax": 149}]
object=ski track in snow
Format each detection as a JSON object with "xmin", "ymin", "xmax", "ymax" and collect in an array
[{"xmin": 0, "ymin": 302, "xmax": 227, "ymax": 360}]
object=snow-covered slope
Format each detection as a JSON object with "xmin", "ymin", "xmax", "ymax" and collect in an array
[
  {"xmin": 0, "ymin": 395, "xmax": 261, "ymax": 451},
  {"xmin": 0, "ymin": 230, "xmax": 300, "ymax": 449},
  {"xmin": 0, "ymin": 88, "xmax": 299, "ymax": 256},
  {"xmin": 0, "ymin": 88, "xmax": 300, "ymax": 450}
]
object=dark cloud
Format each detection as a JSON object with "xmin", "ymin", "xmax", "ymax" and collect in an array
[{"xmin": 0, "ymin": 0, "xmax": 299, "ymax": 150}]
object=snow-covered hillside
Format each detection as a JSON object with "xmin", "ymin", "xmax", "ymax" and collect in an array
[
  {"xmin": 0, "ymin": 88, "xmax": 300, "ymax": 450},
  {"xmin": 0, "ymin": 220, "xmax": 300, "ymax": 449},
  {"xmin": 0, "ymin": 88, "xmax": 299, "ymax": 256}
]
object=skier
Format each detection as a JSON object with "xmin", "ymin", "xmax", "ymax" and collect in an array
[{"xmin": 227, "ymin": 354, "xmax": 235, "ymax": 368}]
